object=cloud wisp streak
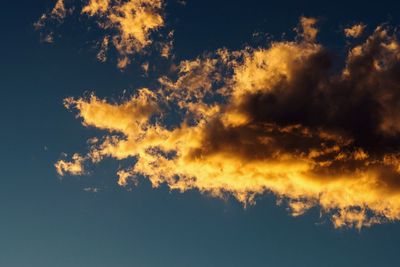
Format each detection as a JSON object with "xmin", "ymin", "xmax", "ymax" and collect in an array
[{"xmin": 55, "ymin": 18, "xmax": 400, "ymax": 229}]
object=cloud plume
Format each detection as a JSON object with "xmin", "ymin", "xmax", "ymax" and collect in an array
[{"xmin": 56, "ymin": 18, "xmax": 400, "ymax": 228}]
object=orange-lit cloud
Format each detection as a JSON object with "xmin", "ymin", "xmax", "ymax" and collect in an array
[
  {"xmin": 35, "ymin": 0, "xmax": 69, "ymax": 29},
  {"xmin": 82, "ymin": 0, "xmax": 110, "ymax": 15},
  {"xmin": 34, "ymin": 0, "xmax": 72, "ymax": 43},
  {"xmin": 55, "ymin": 153, "xmax": 86, "ymax": 176},
  {"xmin": 36, "ymin": 0, "xmax": 167, "ymax": 68},
  {"xmin": 56, "ymin": 18, "xmax": 400, "ymax": 228},
  {"xmin": 297, "ymin": 16, "xmax": 319, "ymax": 42},
  {"xmin": 345, "ymin": 23, "xmax": 366, "ymax": 38}
]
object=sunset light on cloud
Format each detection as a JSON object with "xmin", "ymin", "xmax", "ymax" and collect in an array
[
  {"xmin": 50, "ymin": 11, "xmax": 400, "ymax": 229},
  {"xmin": 4, "ymin": 1, "xmax": 400, "ymax": 266},
  {"xmin": 36, "ymin": 0, "xmax": 167, "ymax": 68}
]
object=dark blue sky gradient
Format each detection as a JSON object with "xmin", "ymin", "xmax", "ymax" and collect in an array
[{"xmin": 1, "ymin": 0, "xmax": 400, "ymax": 266}]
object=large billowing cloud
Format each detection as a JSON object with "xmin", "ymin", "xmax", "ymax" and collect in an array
[
  {"xmin": 56, "ymin": 17, "xmax": 400, "ymax": 228},
  {"xmin": 36, "ymin": 0, "xmax": 168, "ymax": 68}
]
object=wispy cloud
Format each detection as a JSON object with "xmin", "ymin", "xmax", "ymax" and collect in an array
[
  {"xmin": 34, "ymin": 0, "xmax": 72, "ymax": 43},
  {"xmin": 36, "ymin": 0, "xmax": 168, "ymax": 68},
  {"xmin": 83, "ymin": 186, "xmax": 101, "ymax": 193},
  {"xmin": 34, "ymin": 0, "xmax": 69, "ymax": 30}
]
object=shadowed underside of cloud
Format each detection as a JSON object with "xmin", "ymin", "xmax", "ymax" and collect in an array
[
  {"xmin": 35, "ymin": 0, "xmax": 169, "ymax": 68},
  {"xmin": 55, "ymin": 17, "xmax": 400, "ymax": 229}
]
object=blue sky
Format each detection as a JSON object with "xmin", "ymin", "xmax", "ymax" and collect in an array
[{"xmin": 1, "ymin": 0, "xmax": 400, "ymax": 266}]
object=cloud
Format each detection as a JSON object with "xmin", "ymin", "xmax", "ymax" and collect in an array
[
  {"xmin": 297, "ymin": 16, "xmax": 319, "ymax": 42},
  {"xmin": 345, "ymin": 23, "xmax": 366, "ymax": 38},
  {"xmin": 36, "ymin": 0, "xmax": 167, "ymax": 68},
  {"xmin": 34, "ymin": 0, "xmax": 72, "ymax": 43},
  {"xmin": 55, "ymin": 153, "xmax": 86, "ymax": 176},
  {"xmin": 56, "ymin": 18, "xmax": 400, "ymax": 228},
  {"xmin": 83, "ymin": 187, "xmax": 101, "ymax": 193},
  {"xmin": 82, "ymin": 0, "xmax": 110, "ymax": 15},
  {"xmin": 34, "ymin": 0, "xmax": 69, "ymax": 29}
]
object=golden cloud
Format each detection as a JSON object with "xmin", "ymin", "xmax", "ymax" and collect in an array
[
  {"xmin": 35, "ymin": 0, "xmax": 68, "ymax": 29},
  {"xmin": 55, "ymin": 153, "xmax": 86, "ymax": 176},
  {"xmin": 56, "ymin": 18, "xmax": 400, "ymax": 228},
  {"xmin": 82, "ymin": 0, "xmax": 110, "ymax": 15},
  {"xmin": 34, "ymin": 0, "xmax": 72, "ymax": 43},
  {"xmin": 36, "ymin": 0, "xmax": 166, "ymax": 68},
  {"xmin": 345, "ymin": 23, "xmax": 366, "ymax": 38}
]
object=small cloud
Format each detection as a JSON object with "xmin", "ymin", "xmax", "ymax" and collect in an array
[
  {"xmin": 83, "ymin": 187, "xmax": 101, "ymax": 193},
  {"xmin": 34, "ymin": 0, "xmax": 72, "ymax": 30},
  {"xmin": 36, "ymin": 0, "xmax": 168, "ymax": 69},
  {"xmin": 344, "ymin": 23, "xmax": 366, "ymax": 38},
  {"xmin": 141, "ymin": 62, "xmax": 150, "ymax": 73},
  {"xmin": 55, "ymin": 153, "xmax": 86, "ymax": 176},
  {"xmin": 297, "ymin": 16, "xmax": 319, "ymax": 42}
]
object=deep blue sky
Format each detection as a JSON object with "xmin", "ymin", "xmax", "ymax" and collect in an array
[{"xmin": 1, "ymin": 0, "xmax": 400, "ymax": 266}]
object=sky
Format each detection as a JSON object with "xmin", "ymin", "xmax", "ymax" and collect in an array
[{"xmin": 2, "ymin": 0, "xmax": 400, "ymax": 266}]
